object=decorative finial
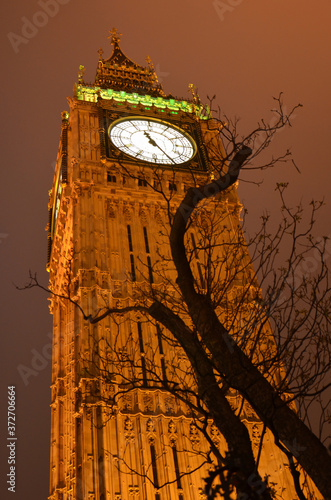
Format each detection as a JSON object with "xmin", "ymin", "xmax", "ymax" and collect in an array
[
  {"xmin": 98, "ymin": 47, "xmax": 104, "ymax": 60},
  {"xmin": 146, "ymin": 55, "xmax": 154, "ymax": 71},
  {"xmin": 188, "ymin": 83, "xmax": 201, "ymax": 106},
  {"xmin": 107, "ymin": 27, "xmax": 122, "ymax": 45},
  {"xmin": 78, "ymin": 65, "xmax": 85, "ymax": 84},
  {"xmin": 145, "ymin": 56, "xmax": 159, "ymax": 82},
  {"xmin": 188, "ymin": 83, "xmax": 197, "ymax": 103}
]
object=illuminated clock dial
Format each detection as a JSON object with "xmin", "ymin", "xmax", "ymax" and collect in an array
[{"xmin": 109, "ymin": 117, "xmax": 196, "ymax": 165}]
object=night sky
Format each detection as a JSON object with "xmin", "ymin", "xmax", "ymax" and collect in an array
[{"xmin": 1, "ymin": 1, "xmax": 330, "ymax": 498}]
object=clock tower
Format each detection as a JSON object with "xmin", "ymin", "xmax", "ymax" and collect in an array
[{"xmin": 47, "ymin": 30, "xmax": 312, "ymax": 500}]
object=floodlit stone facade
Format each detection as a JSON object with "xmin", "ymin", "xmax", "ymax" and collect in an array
[{"xmin": 47, "ymin": 30, "xmax": 318, "ymax": 500}]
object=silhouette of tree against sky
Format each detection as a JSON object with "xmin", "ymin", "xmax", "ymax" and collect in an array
[{"xmin": 22, "ymin": 96, "xmax": 331, "ymax": 499}]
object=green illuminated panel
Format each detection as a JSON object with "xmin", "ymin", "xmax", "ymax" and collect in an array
[{"xmin": 76, "ymin": 85, "xmax": 207, "ymax": 119}]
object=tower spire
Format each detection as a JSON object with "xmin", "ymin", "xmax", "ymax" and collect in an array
[
  {"xmin": 107, "ymin": 27, "xmax": 122, "ymax": 46},
  {"xmin": 92, "ymin": 29, "xmax": 165, "ymax": 96}
]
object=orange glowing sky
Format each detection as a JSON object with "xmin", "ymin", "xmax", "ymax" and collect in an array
[{"xmin": 1, "ymin": 1, "xmax": 330, "ymax": 497}]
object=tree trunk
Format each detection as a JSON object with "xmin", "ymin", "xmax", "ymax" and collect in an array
[
  {"xmin": 149, "ymin": 301, "xmax": 273, "ymax": 500},
  {"xmin": 168, "ymin": 167, "xmax": 331, "ymax": 499}
]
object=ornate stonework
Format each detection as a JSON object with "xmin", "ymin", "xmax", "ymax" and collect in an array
[{"xmin": 46, "ymin": 33, "xmax": 314, "ymax": 500}]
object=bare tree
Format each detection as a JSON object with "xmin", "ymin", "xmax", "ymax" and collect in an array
[{"xmin": 24, "ymin": 96, "xmax": 331, "ymax": 499}]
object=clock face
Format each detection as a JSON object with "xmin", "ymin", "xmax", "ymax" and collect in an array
[{"xmin": 108, "ymin": 117, "xmax": 196, "ymax": 165}]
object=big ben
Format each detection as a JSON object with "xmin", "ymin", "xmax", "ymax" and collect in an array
[{"xmin": 47, "ymin": 29, "xmax": 319, "ymax": 500}]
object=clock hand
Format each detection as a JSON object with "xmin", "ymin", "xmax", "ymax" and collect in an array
[
  {"xmin": 144, "ymin": 131, "xmax": 175, "ymax": 164},
  {"xmin": 144, "ymin": 131, "xmax": 158, "ymax": 148}
]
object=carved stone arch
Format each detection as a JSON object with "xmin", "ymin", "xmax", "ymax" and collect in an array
[
  {"xmin": 168, "ymin": 419, "xmax": 176, "ymax": 434},
  {"xmin": 124, "ymin": 416, "xmax": 135, "ymax": 442},
  {"xmin": 154, "ymin": 207, "xmax": 163, "ymax": 225},
  {"xmin": 146, "ymin": 418, "xmax": 155, "ymax": 433},
  {"xmin": 146, "ymin": 417, "xmax": 156, "ymax": 445},
  {"xmin": 123, "ymin": 202, "xmax": 133, "ymax": 220},
  {"xmin": 105, "ymin": 199, "xmax": 115, "ymax": 218},
  {"xmin": 189, "ymin": 422, "xmax": 200, "ymax": 446},
  {"xmin": 168, "ymin": 419, "xmax": 177, "ymax": 447},
  {"xmin": 139, "ymin": 205, "xmax": 148, "ymax": 223},
  {"xmin": 250, "ymin": 422, "xmax": 263, "ymax": 449}
]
